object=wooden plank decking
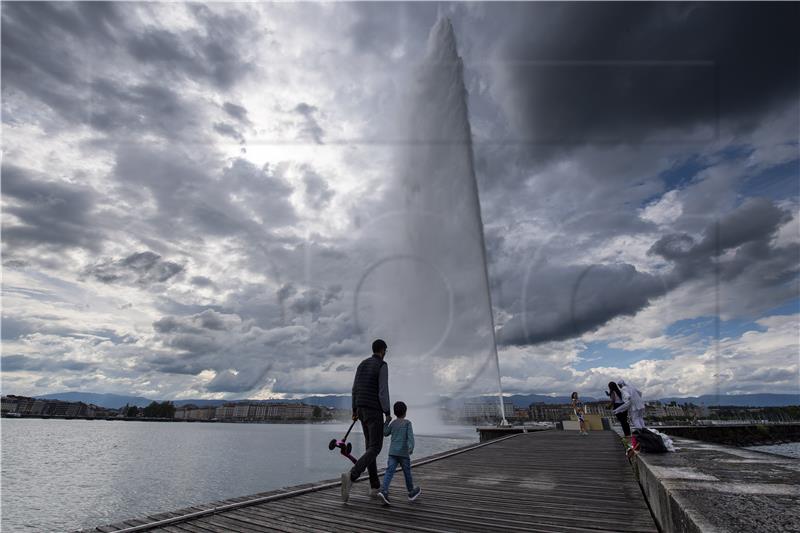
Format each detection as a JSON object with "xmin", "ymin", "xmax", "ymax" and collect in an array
[{"xmin": 88, "ymin": 431, "xmax": 657, "ymax": 533}]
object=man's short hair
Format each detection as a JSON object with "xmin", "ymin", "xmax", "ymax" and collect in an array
[
  {"xmin": 372, "ymin": 339, "xmax": 387, "ymax": 353},
  {"xmin": 393, "ymin": 401, "xmax": 407, "ymax": 418}
]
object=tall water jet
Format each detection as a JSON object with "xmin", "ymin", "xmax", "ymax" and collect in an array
[{"xmin": 356, "ymin": 18, "xmax": 507, "ymax": 429}]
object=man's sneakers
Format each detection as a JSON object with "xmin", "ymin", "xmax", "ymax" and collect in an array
[
  {"xmin": 340, "ymin": 472, "xmax": 353, "ymax": 502},
  {"xmin": 368, "ymin": 487, "xmax": 380, "ymax": 499},
  {"xmin": 378, "ymin": 490, "xmax": 390, "ymax": 505}
]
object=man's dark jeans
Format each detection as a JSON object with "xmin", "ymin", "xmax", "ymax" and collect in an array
[{"xmin": 350, "ymin": 407, "xmax": 384, "ymax": 488}]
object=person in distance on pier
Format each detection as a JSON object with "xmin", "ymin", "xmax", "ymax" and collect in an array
[
  {"xmin": 571, "ymin": 392, "xmax": 589, "ymax": 436},
  {"xmin": 341, "ymin": 339, "xmax": 391, "ymax": 503},
  {"xmin": 377, "ymin": 401, "xmax": 421, "ymax": 505}
]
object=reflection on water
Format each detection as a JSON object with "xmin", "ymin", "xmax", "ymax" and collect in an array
[{"xmin": 1, "ymin": 419, "xmax": 476, "ymax": 532}]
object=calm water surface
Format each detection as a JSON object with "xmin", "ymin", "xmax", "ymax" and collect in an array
[
  {"xmin": 1, "ymin": 419, "xmax": 477, "ymax": 532},
  {"xmin": 746, "ymin": 441, "xmax": 800, "ymax": 459}
]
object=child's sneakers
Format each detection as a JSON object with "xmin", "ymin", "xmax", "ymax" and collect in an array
[
  {"xmin": 378, "ymin": 490, "xmax": 390, "ymax": 506},
  {"xmin": 408, "ymin": 487, "xmax": 422, "ymax": 502}
]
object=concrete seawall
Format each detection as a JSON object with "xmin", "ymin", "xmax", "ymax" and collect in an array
[{"xmin": 629, "ymin": 435, "xmax": 799, "ymax": 532}]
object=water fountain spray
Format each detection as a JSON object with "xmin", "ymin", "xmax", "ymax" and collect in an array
[{"xmin": 359, "ymin": 17, "xmax": 509, "ymax": 428}]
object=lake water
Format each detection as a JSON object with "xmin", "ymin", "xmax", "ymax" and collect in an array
[
  {"xmin": 746, "ymin": 441, "xmax": 800, "ymax": 459},
  {"xmin": 1, "ymin": 419, "xmax": 477, "ymax": 532}
]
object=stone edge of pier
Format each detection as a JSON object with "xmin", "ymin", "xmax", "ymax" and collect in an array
[{"xmin": 629, "ymin": 435, "xmax": 800, "ymax": 533}]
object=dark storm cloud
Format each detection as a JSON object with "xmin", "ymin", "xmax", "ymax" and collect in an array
[
  {"xmin": 498, "ymin": 198, "xmax": 796, "ymax": 346},
  {"xmin": 86, "ymin": 79, "xmax": 202, "ymax": 139},
  {"xmin": 2, "ymin": 2, "xmax": 256, "ymax": 140},
  {"xmin": 649, "ymin": 197, "xmax": 794, "ymax": 280},
  {"xmin": 152, "ymin": 310, "xmax": 241, "ymax": 342},
  {"xmin": 277, "ymin": 284, "xmax": 297, "ymax": 303},
  {"xmin": 147, "ymin": 307, "xmax": 316, "ymax": 393},
  {"xmin": 302, "ymin": 168, "xmax": 334, "ymax": 210},
  {"xmin": 213, "ymin": 122, "xmax": 245, "ymax": 143},
  {"xmin": 112, "ymin": 147, "xmax": 296, "ymax": 239},
  {"xmin": 1, "ymin": 354, "xmax": 94, "ymax": 372},
  {"xmin": 185, "ymin": 4, "xmax": 258, "ymax": 89},
  {"xmin": 1, "ymin": 163, "xmax": 102, "ymax": 251},
  {"xmin": 497, "ymin": 263, "xmax": 669, "ymax": 346},
  {"xmin": 124, "ymin": 9, "xmax": 255, "ymax": 91},
  {"xmin": 294, "ymin": 103, "xmax": 324, "ymax": 144},
  {"xmin": 499, "ymin": 2, "xmax": 800, "ymax": 143},
  {"xmin": 220, "ymin": 158, "xmax": 298, "ymax": 227},
  {"xmin": 1, "ymin": 2, "xmax": 121, "ymax": 88},
  {"xmin": 222, "ymin": 102, "xmax": 251, "ymax": 124},
  {"xmin": 0, "ymin": 316, "xmax": 35, "ymax": 340},
  {"xmin": 84, "ymin": 251, "xmax": 184, "ymax": 286},
  {"xmin": 205, "ymin": 365, "xmax": 272, "ymax": 393},
  {"xmin": 0, "ymin": 312, "xmax": 133, "ymax": 345},
  {"xmin": 1, "ymin": 2, "xmax": 122, "ymax": 44},
  {"xmin": 289, "ymin": 290, "xmax": 324, "ymax": 315},
  {"xmin": 190, "ymin": 276, "xmax": 215, "ymax": 288}
]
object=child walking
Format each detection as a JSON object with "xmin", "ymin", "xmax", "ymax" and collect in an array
[{"xmin": 378, "ymin": 401, "xmax": 421, "ymax": 505}]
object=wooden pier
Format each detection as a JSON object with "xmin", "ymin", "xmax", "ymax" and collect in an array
[{"xmin": 83, "ymin": 431, "xmax": 657, "ymax": 533}]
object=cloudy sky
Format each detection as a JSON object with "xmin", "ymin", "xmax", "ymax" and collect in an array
[{"xmin": 2, "ymin": 2, "xmax": 798, "ymax": 401}]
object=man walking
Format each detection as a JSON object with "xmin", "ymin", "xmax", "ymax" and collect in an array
[{"xmin": 341, "ymin": 339, "xmax": 391, "ymax": 502}]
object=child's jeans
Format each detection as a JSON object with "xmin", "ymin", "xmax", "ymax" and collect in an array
[{"xmin": 381, "ymin": 455, "xmax": 414, "ymax": 494}]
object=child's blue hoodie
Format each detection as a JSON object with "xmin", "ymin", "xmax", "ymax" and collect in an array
[{"xmin": 383, "ymin": 418, "xmax": 415, "ymax": 457}]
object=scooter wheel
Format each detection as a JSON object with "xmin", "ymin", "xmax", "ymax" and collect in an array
[
  {"xmin": 345, "ymin": 442, "xmax": 352, "ymax": 455},
  {"xmin": 328, "ymin": 439, "xmax": 337, "ymax": 450}
]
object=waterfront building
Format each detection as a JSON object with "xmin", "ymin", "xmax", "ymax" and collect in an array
[
  {"xmin": 253, "ymin": 403, "xmax": 268, "ymax": 420},
  {"xmin": 215, "ymin": 403, "xmax": 236, "ymax": 420},
  {"xmin": 190, "ymin": 406, "xmax": 216, "ymax": 420},
  {"xmin": 330, "ymin": 408, "xmax": 352, "ymax": 421},
  {"xmin": 281, "ymin": 403, "xmax": 314, "ymax": 419},
  {"xmin": 665, "ymin": 404, "xmax": 686, "ymax": 417},
  {"xmin": 530, "ymin": 403, "xmax": 574, "ymax": 422},
  {"xmin": 30, "ymin": 399, "xmax": 46, "ymax": 415},
  {"xmin": 65, "ymin": 402, "xmax": 92, "ymax": 417},
  {"xmin": 175, "ymin": 405, "xmax": 216, "ymax": 420},
  {"xmin": 1, "ymin": 396, "xmax": 20, "ymax": 413},
  {"xmin": 16, "ymin": 396, "xmax": 40, "ymax": 414},
  {"xmin": 513, "ymin": 407, "xmax": 531, "ymax": 420},
  {"xmin": 646, "ymin": 402, "xmax": 667, "ymax": 418},
  {"xmin": 48, "ymin": 401, "xmax": 71, "ymax": 416},
  {"xmin": 584, "ymin": 401, "xmax": 612, "ymax": 417},
  {"xmin": 233, "ymin": 403, "xmax": 253, "ymax": 420}
]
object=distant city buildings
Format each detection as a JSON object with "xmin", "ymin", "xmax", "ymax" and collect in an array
[
  {"xmin": 175, "ymin": 405, "xmax": 216, "ymax": 420},
  {"xmin": 1, "ymin": 395, "xmax": 111, "ymax": 417},
  {"xmin": 3, "ymin": 394, "xmax": 797, "ymax": 424},
  {"xmin": 462, "ymin": 399, "xmax": 514, "ymax": 421}
]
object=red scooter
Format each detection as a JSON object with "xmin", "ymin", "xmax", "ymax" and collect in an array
[{"xmin": 328, "ymin": 418, "xmax": 358, "ymax": 464}]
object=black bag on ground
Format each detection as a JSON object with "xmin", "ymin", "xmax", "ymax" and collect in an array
[{"xmin": 634, "ymin": 428, "xmax": 668, "ymax": 453}]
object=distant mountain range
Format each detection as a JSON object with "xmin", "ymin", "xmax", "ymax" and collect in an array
[
  {"xmin": 31, "ymin": 391, "xmax": 800, "ymax": 410},
  {"xmin": 35, "ymin": 392, "xmax": 155, "ymax": 409},
  {"xmin": 657, "ymin": 393, "xmax": 800, "ymax": 408}
]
